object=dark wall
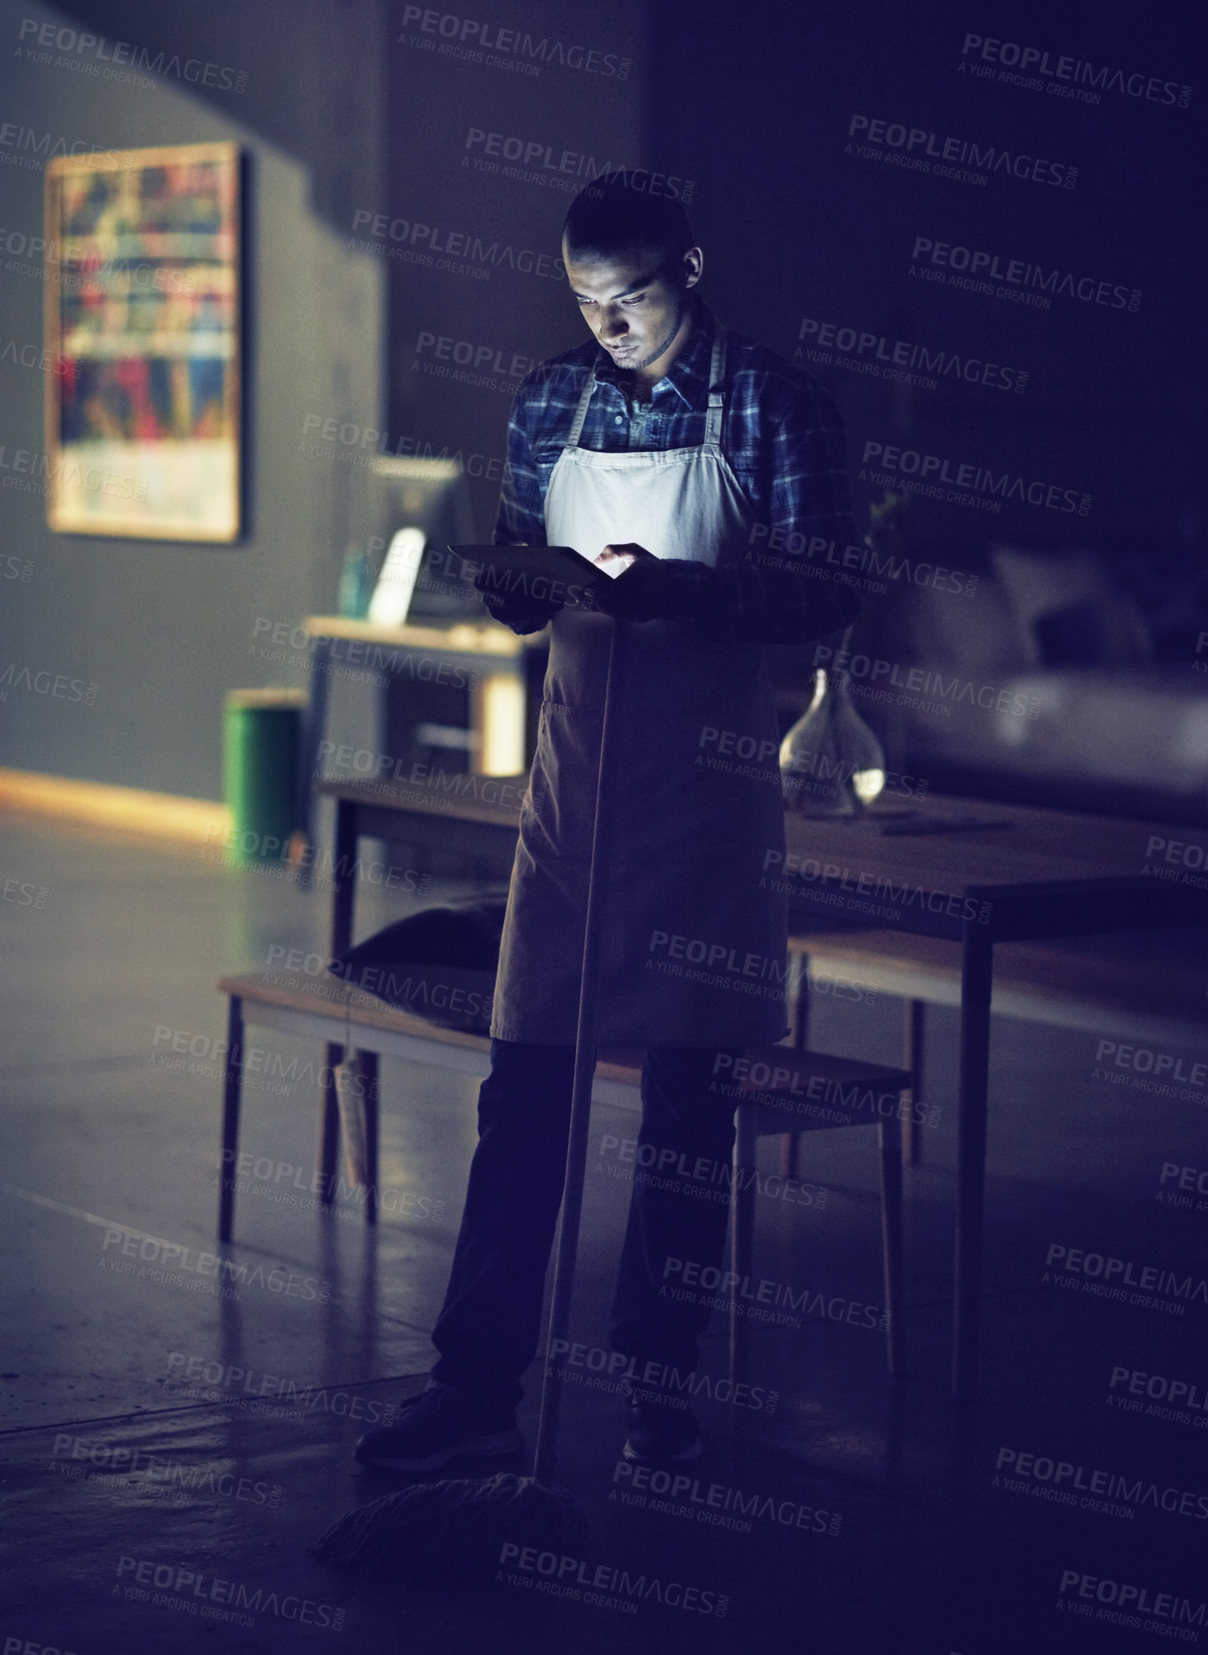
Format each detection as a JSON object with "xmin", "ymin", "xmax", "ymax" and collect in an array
[
  {"xmin": 643, "ymin": 0, "xmax": 1205, "ymax": 644},
  {"xmin": 380, "ymin": 0, "xmax": 653, "ymax": 537}
]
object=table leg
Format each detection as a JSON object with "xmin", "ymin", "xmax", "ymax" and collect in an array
[
  {"xmin": 903, "ymin": 999, "xmax": 926, "ymax": 1168},
  {"xmin": 318, "ymin": 1039, "xmax": 343, "ymax": 1207},
  {"xmin": 359, "ymin": 1050, "xmax": 380, "ymax": 1226},
  {"xmin": 330, "ymin": 797, "xmax": 357, "ymax": 962},
  {"xmin": 783, "ymin": 951, "xmax": 810, "ymax": 1178},
  {"xmin": 323, "ymin": 806, "xmax": 357, "ymax": 1216},
  {"xmin": 296, "ymin": 635, "xmax": 333, "ymax": 882},
  {"xmin": 219, "ymin": 996, "xmax": 244, "ymax": 1243},
  {"xmin": 879, "ymin": 1110, "xmax": 905, "ymax": 1377},
  {"xmin": 954, "ymin": 924, "xmax": 993, "ymax": 1402},
  {"xmin": 728, "ymin": 1105, "xmax": 757, "ymax": 1388}
]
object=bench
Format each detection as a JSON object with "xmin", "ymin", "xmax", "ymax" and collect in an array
[
  {"xmin": 216, "ymin": 967, "xmax": 912, "ymax": 1376},
  {"xmin": 787, "ymin": 924, "xmax": 1208, "ymax": 1163}
]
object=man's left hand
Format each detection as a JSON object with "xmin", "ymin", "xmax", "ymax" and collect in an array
[
  {"xmin": 593, "ymin": 542, "xmax": 656, "ymax": 576},
  {"xmin": 591, "ymin": 543, "xmax": 668, "ymax": 620}
]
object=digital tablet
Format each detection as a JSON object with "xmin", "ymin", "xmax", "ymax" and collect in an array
[{"xmin": 446, "ymin": 543, "xmax": 618, "ymax": 612}]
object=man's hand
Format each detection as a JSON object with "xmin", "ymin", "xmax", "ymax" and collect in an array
[
  {"xmin": 591, "ymin": 545, "xmax": 674, "ymax": 622},
  {"xmin": 473, "ymin": 544, "xmax": 558, "ymax": 635},
  {"xmin": 593, "ymin": 542, "xmax": 657, "ymax": 577}
]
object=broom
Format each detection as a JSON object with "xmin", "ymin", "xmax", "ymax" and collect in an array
[{"xmin": 314, "ymin": 616, "xmax": 626, "ymax": 1587}]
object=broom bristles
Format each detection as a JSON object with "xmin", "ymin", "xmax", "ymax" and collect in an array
[{"xmin": 313, "ymin": 1471, "xmax": 588, "ymax": 1587}]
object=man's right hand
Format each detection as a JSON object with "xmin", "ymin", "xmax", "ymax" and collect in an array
[{"xmin": 474, "ymin": 547, "xmax": 558, "ymax": 636}]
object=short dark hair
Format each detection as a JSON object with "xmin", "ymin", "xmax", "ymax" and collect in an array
[{"xmin": 562, "ymin": 170, "xmax": 695, "ymax": 282}]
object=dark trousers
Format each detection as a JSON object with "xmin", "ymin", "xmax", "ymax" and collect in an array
[{"xmin": 430, "ymin": 1038, "xmax": 740, "ymax": 1410}]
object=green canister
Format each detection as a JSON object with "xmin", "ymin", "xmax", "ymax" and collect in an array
[{"xmin": 223, "ymin": 688, "xmax": 306, "ymax": 862}]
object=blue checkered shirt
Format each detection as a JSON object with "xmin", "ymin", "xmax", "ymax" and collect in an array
[{"xmin": 491, "ymin": 300, "xmax": 860, "ymax": 642}]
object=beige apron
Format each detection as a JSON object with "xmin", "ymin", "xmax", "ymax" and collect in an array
[{"xmin": 490, "ymin": 330, "xmax": 789, "ymax": 1046}]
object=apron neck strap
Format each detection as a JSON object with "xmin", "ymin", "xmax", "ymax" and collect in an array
[
  {"xmin": 564, "ymin": 322, "xmax": 728, "ymax": 452},
  {"xmin": 703, "ymin": 328, "xmax": 726, "ymax": 452},
  {"xmin": 565, "ymin": 365, "xmax": 598, "ymax": 450}
]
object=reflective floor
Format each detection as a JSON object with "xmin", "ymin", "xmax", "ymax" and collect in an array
[{"xmin": 2, "ymin": 811, "xmax": 1206, "ymax": 1653}]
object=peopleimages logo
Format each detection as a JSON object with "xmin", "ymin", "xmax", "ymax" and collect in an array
[
  {"xmin": 847, "ymin": 112, "xmax": 1077, "ymax": 189},
  {"xmin": 164, "ymin": 1352, "xmax": 401, "ymax": 1425},
  {"xmin": 861, "ymin": 439, "xmax": 1090, "ymax": 517},
  {"xmin": 0, "ymin": 118, "xmax": 117, "ymax": 171},
  {"xmin": 662, "ymin": 1255, "xmax": 886, "ymax": 1334},
  {"xmin": 113, "ymin": 1555, "xmax": 344, "ymax": 1630},
  {"xmin": 1056, "ymin": 1569, "xmax": 1207, "ymax": 1638},
  {"xmin": 1143, "ymin": 832, "xmax": 1208, "ymax": 893},
  {"xmin": 596, "ymin": 1130, "xmax": 830, "ymax": 1211},
  {"xmin": 1157, "ymin": 1162, "xmax": 1208, "ymax": 1212},
  {"xmin": 1108, "ymin": 1364, "xmax": 1208, "ymax": 1427},
  {"xmin": 796, "ymin": 315, "xmax": 1028, "ymax": 394},
  {"xmin": 811, "ymin": 642, "xmax": 1039, "ymax": 719},
  {"xmin": 959, "ymin": 32, "xmax": 1191, "ymax": 109},
  {"xmin": 761, "ymin": 847, "xmax": 991, "ymax": 926},
  {"xmin": 463, "ymin": 129, "xmax": 693, "ymax": 201},
  {"xmin": 747, "ymin": 524, "xmax": 978, "ymax": 598},
  {"xmin": 910, "ymin": 235, "xmax": 1141, "ymax": 313},
  {"xmin": 1045, "ymin": 1242, "xmax": 1208, "ymax": 1313},
  {"xmin": 15, "ymin": 18, "xmax": 248, "ymax": 93},
  {"xmin": 497, "ymin": 1544, "xmax": 725, "ymax": 1616},
  {"xmin": 398, "ymin": 7, "xmax": 632, "ymax": 80},
  {"xmin": 0, "ymin": 443, "xmax": 148, "ymax": 501},
  {"xmin": 994, "ymin": 1445, "xmax": 1208, "ymax": 1521},
  {"xmin": 1094, "ymin": 1037, "xmax": 1207, "ymax": 1094},
  {"xmin": 611, "ymin": 1460, "xmax": 842, "ymax": 1537},
  {"xmin": 51, "ymin": 1433, "xmax": 281, "ymax": 1509},
  {"xmin": 546, "ymin": 1338, "xmax": 776, "ymax": 1412},
  {"xmin": 100, "ymin": 1227, "xmax": 331, "ymax": 1304},
  {"xmin": 0, "ymin": 663, "xmax": 98, "ymax": 704},
  {"xmin": 347, "ymin": 209, "xmax": 564, "ymax": 283},
  {"xmin": 708, "ymin": 1049, "xmax": 940, "ymax": 1130},
  {"xmin": 2, "ymin": 874, "xmax": 48, "ymax": 908},
  {"xmin": 298, "ymin": 412, "xmax": 505, "ymax": 479}
]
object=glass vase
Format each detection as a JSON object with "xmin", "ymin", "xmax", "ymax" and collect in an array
[{"xmin": 779, "ymin": 668, "xmax": 886, "ymax": 817}]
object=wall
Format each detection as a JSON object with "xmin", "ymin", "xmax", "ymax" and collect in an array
[
  {"xmin": 0, "ymin": 0, "xmax": 386, "ymax": 799},
  {"xmin": 379, "ymin": 0, "xmax": 652, "ymax": 537},
  {"xmin": 643, "ymin": 0, "xmax": 1204, "ymax": 640}
]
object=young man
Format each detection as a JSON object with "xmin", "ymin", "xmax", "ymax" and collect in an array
[{"xmin": 356, "ymin": 172, "xmax": 860, "ymax": 1472}]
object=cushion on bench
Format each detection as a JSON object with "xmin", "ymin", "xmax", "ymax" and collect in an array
[{"xmin": 330, "ymin": 899, "xmax": 508, "ymax": 1035}]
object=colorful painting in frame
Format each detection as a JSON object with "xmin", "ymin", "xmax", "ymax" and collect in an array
[{"xmin": 44, "ymin": 141, "xmax": 241, "ymax": 540}]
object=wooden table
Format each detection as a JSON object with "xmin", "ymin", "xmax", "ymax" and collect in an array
[
  {"xmin": 316, "ymin": 774, "xmax": 1206, "ymax": 1401},
  {"xmin": 298, "ymin": 616, "xmax": 538, "ymax": 860},
  {"xmin": 779, "ymin": 797, "xmax": 1207, "ymax": 1399},
  {"xmin": 319, "ymin": 774, "xmax": 524, "ymax": 960}
]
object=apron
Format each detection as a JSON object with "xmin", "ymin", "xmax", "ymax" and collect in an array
[{"xmin": 490, "ymin": 328, "xmax": 790, "ymax": 1047}]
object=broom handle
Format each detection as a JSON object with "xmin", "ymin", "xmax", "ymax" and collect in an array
[{"xmin": 534, "ymin": 617, "xmax": 625, "ymax": 1487}]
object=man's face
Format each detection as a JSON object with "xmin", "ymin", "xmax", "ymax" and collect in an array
[{"xmin": 562, "ymin": 241, "xmax": 700, "ymax": 384}]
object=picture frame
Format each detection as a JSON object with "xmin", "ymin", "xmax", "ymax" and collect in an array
[{"xmin": 44, "ymin": 140, "xmax": 242, "ymax": 541}]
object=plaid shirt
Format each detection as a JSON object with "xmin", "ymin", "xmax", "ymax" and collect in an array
[{"xmin": 492, "ymin": 299, "xmax": 860, "ymax": 642}]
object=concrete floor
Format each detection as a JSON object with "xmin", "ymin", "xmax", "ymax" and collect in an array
[{"xmin": 2, "ymin": 810, "xmax": 1207, "ymax": 1654}]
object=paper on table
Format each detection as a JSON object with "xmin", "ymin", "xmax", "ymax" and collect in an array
[{"xmin": 873, "ymin": 812, "xmax": 1015, "ymax": 836}]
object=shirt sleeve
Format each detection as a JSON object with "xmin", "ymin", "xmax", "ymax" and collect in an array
[
  {"xmin": 480, "ymin": 376, "xmax": 560, "ymax": 634},
  {"xmin": 765, "ymin": 373, "xmax": 859, "ymax": 562},
  {"xmin": 492, "ymin": 376, "xmax": 549, "ymax": 549}
]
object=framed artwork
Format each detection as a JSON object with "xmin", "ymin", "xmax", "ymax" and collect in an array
[{"xmin": 44, "ymin": 141, "xmax": 242, "ymax": 541}]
